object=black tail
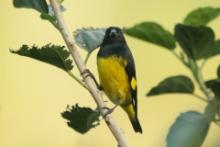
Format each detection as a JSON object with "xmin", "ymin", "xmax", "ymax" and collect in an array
[{"xmin": 130, "ymin": 117, "xmax": 142, "ymax": 133}]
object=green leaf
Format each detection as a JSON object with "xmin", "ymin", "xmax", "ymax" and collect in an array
[
  {"xmin": 175, "ymin": 24, "xmax": 215, "ymax": 60},
  {"xmin": 13, "ymin": 0, "xmax": 48, "ymax": 14},
  {"xmin": 40, "ymin": 13, "xmax": 56, "ymax": 22},
  {"xmin": 13, "ymin": 0, "xmax": 65, "ymax": 24},
  {"xmin": 218, "ymin": 65, "xmax": 220, "ymax": 79},
  {"xmin": 205, "ymin": 65, "xmax": 220, "ymax": 99},
  {"xmin": 197, "ymin": 39, "xmax": 220, "ymax": 59},
  {"xmin": 206, "ymin": 79, "xmax": 220, "ymax": 99},
  {"xmin": 40, "ymin": 5, "xmax": 65, "ymax": 25},
  {"xmin": 147, "ymin": 75, "xmax": 194, "ymax": 96},
  {"xmin": 167, "ymin": 111, "xmax": 210, "ymax": 147},
  {"xmin": 61, "ymin": 104, "xmax": 100, "ymax": 134},
  {"xmin": 74, "ymin": 28, "xmax": 106, "ymax": 52},
  {"xmin": 10, "ymin": 44, "xmax": 73, "ymax": 71},
  {"xmin": 203, "ymin": 102, "xmax": 218, "ymax": 121},
  {"xmin": 125, "ymin": 22, "xmax": 176, "ymax": 49},
  {"xmin": 184, "ymin": 7, "xmax": 220, "ymax": 26}
]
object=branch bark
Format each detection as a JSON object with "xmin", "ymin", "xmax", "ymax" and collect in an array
[{"xmin": 49, "ymin": 0, "xmax": 129, "ymax": 147}]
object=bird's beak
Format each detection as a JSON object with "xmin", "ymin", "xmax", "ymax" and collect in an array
[{"xmin": 110, "ymin": 29, "xmax": 118, "ymax": 37}]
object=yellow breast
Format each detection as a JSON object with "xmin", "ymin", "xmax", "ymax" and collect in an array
[{"xmin": 97, "ymin": 56, "xmax": 131, "ymax": 105}]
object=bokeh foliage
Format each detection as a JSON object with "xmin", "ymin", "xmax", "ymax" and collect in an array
[
  {"xmin": 125, "ymin": 6, "xmax": 220, "ymax": 147},
  {"xmin": 12, "ymin": 1, "xmax": 220, "ymax": 146}
]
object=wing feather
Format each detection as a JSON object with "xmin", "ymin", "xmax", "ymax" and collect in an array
[{"xmin": 124, "ymin": 48, "xmax": 137, "ymax": 113}]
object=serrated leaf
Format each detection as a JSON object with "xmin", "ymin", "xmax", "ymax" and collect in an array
[
  {"xmin": 13, "ymin": 0, "xmax": 48, "ymax": 14},
  {"xmin": 61, "ymin": 104, "xmax": 100, "ymax": 134},
  {"xmin": 166, "ymin": 111, "xmax": 210, "ymax": 147},
  {"xmin": 13, "ymin": 0, "xmax": 65, "ymax": 24},
  {"xmin": 175, "ymin": 24, "xmax": 215, "ymax": 60},
  {"xmin": 11, "ymin": 44, "xmax": 73, "ymax": 71},
  {"xmin": 206, "ymin": 79, "xmax": 220, "ymax": 99},
  {"xmin": 184, "ymin": 7, "xmax": 220, "ymax": 26},
  {"xmin": 125, "ymin": 22, "xmax": 176, "ymax": 49},
  {"xmin": 147, "ymin": 75, "xmax": 194, "ymax": 96},
  {"xmin": 74, "ymin": 28, "xmax": 106, "ymax": 52}
]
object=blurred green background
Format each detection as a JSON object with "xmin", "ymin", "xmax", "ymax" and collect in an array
[{"xmin": 0, "ymin": 0, "xmax": 220, "ymax": 146}]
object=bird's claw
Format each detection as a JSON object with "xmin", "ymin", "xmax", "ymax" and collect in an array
[
  {"xmin": 102, "ymin": 105, "xmax": 118, "ymax": 118},
  {"xmin": 81, "ymin": 69, "xmax": 92, "ymax": 79},
  {"xmin": 81, "ymin": 69, "xmax": 102, "ymax": 89}
]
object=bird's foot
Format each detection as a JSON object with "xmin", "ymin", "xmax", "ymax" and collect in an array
[
  {"xmin": 104, "ymin": 100, "xmax": 109, "ymax": 103},
  {"xmin": 81, "ymin": 69, "xmax": 102, "ymax": 89},
  {"xmin": 81, "ymin": 69, "xmax": 93, "ymax": 79},
  {"xmin": 102, "ymin": 105, "xmax": 118, "ymax": 118},
  {"xmin": 98, "ymin": 85, "xmax": 103, "ymax": 91}
]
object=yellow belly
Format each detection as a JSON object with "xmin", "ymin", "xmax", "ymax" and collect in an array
[{"xmin": 97, "ymin": 56, "xmax": 131, "ymax": 105}]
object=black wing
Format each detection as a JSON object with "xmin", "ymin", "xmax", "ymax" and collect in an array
[{"xmin": 124, "ymin": 47, "xmax": 138, "ymax": 113}]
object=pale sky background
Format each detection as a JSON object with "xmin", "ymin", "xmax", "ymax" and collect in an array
[{"xmin": 0, "ymin": 0, "xmax": 220, "ymax": 147}]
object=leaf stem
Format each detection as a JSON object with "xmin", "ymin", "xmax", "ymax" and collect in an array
[
  {"xmin": 171, "ymin": 51, "xmax": 189, "ymax": 67},
  {"xmin": 189, "ymin": 58, "xmax": 213, "ymax": 100},
  {"xmin": 67, "ymin": 71, "xmax": 88, "ymax": 90},
  {"xmin": 84, "ymin": 52, "xmax": 91, "ymax": 65},
  {"xmin": 192, "ymin": 93, "xmax": 208, "ymax": 102},
  {"xmin": 200, "ymin": 59, "xmax": 207, "ymax": 70},
  {"xmin": 171, "ymin": 50, "xmax": 215, "ymax": 102}
]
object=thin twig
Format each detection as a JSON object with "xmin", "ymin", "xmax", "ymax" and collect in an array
[
  {"xmin": 49, "ymin": 1, "xmax": 129, "ymax": 147},
  {"xmin": 192, "ymin": 93, "xmax": 208, "ymax": 102},
  {"xmin": 67, "ymin": 71, "xmax": 88, "ymax": 90},
  {"xmin": 171, "ymin": 50, "xmax": 213, "ymax": 100},
  {"xmin": 195, "ymin": 63, "xmax": 213, "ymax": 100},
  {"xmin": 185, "ymin": 57, "xmax": 213, "ymax": 100}
]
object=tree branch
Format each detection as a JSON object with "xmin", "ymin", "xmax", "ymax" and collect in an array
[{"xmin": 49, "ymin": 0, "xmax": 129, "ymax": 147}]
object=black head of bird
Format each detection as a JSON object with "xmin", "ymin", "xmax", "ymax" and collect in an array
[{"xmin": 101, "ymin": 27, "xmax": 126, "ymax": 45}]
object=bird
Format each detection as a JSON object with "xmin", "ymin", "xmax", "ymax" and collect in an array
[{"xmin": 96, "ymin": 26, "xmax": 142, "ymax": 133}]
